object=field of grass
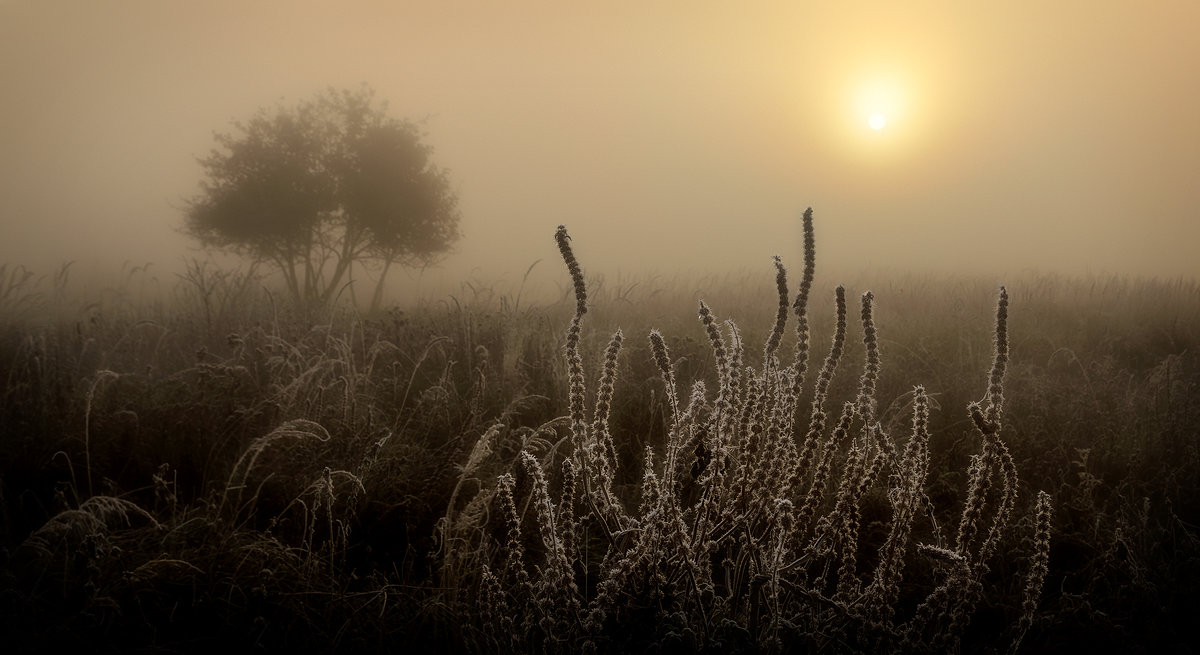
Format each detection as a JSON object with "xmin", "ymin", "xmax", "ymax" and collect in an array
[{"xmin": 0, "ymin": 221, "xmax": 1198, "ymax": 653}]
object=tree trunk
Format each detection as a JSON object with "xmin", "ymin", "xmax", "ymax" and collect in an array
[
  {"xmin": 318, "ymin": 224, "xmax": 360, "ymax": 306},
  {"xmin": 370, "ymin": 258, "xmax": 394, "ymax": 313},
  {"xmin": 285, "ymin": 262, "xmax": 302, "ymax": 307}
]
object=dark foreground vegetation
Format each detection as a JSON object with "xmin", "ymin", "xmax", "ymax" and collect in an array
[{"xmin": 1, "ymin": 228, "xmax": 1197, "ymax": 653}]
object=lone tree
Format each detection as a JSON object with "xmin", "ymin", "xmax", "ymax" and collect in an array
[{"xmin": 185, "ymin": 86, "xmax": 460, "ymax": 310}]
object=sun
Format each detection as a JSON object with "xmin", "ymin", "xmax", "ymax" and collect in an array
[{"xmin": 868, "ymin": 113, "xmax": 887, "ymax": 130}]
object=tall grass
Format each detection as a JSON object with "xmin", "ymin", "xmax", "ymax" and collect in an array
[{"xmin": 0, "ymin": 222, "xmax": 1197, "ymax": 652}]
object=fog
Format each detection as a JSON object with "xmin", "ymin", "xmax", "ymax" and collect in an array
[{"xmin": 2, "ymin": 1, "xmax": 1198, "ymax": 303}]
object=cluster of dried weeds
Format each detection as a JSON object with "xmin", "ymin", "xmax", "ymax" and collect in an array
[{"xmin": 440, "ymin": 209, "xmax": 1052, "ymax": 653}]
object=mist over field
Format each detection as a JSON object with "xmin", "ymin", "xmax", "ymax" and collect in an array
[
  {"xmin": 2, "ymin": 0, "xmax": 1199, "ymax": 302},
  {"xmin": 2, "ymin": 3, "xmax": 1199, "ymax": 654}
]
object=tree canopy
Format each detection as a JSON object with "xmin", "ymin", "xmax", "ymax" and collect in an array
[{"xmin": 185, "ymin": 87, "xmax": 460, "ymax": 309}]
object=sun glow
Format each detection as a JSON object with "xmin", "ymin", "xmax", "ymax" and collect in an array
[
  {"xmin": 819, "ymin": 52, "xmax": 955, "ymax": 161},
  {"xmin": 856, "ymin": 77, "xmax": 904, "ymax": 132},
  {"xmin": 828, "ymin": 68, "xmax": 927, "ymax": 158}
]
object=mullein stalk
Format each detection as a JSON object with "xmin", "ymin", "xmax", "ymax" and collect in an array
[
  {"xmin": 764, "ymin": 255, "xmax": 790, "ymax": 370},
  {"xmin": 1008, "ymin": 490, "xmax": 1052, "ymax": 655}
]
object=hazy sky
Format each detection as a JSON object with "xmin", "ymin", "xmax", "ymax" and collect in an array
[{"xmin": 2, "ymin": 0, "xmax": 1198, "ymax": 296}]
